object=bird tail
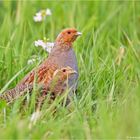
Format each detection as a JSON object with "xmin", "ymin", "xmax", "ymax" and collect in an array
[{"xmin": 0, "ymin": 85, "xmax": 33, "ymax": 104}]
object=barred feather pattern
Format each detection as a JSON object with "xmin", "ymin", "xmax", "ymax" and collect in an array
[{"xmin": 0, "ymin": 84, "xmax": 33, "ymax": 104}]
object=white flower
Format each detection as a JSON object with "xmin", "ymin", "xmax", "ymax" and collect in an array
[
  {"xmin": 27, "ymin": 55, "xmax": 42, "ymax": 65},
  {"xmin": 27, "ymin": 59, "xmax": 36, "ymax": 65},
  {"xmin": 46, "ymin": 8, "xmax": 52, "ymax": 16},
  {"xmin": 34, "ymin": 40, "xmax": 54, "ymax": 53},
  {"xmin": 30, "ymin": 111, "xmax": 41, "ymax": 124},
  {"xmin": 35, "ymin": 40, "xmax": 46, "ymax": 49},
  {"xmin": 115, "ymin": 45, "xmax": 126, "ymax": 66},
  {"xmin": 33, "ymin": 8, "xmax": 52, "ymax": 22},
  {"xmin": 27, "ymin": 58, "xmax": 36, "ymax": 65},
  {"xmin": 45, "ymin": 42, "xmax": 54, "ymax": 53},
  {"xmin": 33, "ymin": 12, "xmax": 42, "ymax": 22},
  {"xmin": 29, "ymin": 111, "xmax": 41, "ymax": 128}
]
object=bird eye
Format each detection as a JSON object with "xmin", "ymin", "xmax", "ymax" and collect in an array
[
  {"xmin": 67, "ymin": 31, "xmax": 71, "ymax": 34},
  {"xmin": 62, "ymin": 69, "xmax": 66, "ymax": 72}
]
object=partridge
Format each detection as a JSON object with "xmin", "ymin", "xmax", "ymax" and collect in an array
[
  {"xmin": 36, "ymin": 66, "xmax": 77, "ymax": 108},
  {"xmin": 1, "ymin": 28, "xmax": 81, "ymax": 104},
  {"xmin": 0, "ymin": 66, "xmax": 76, "ymax": 104}
]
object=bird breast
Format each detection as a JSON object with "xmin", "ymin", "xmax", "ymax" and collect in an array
[{"xmin": 49, "ymin": 48, "xmax": 78, "ymax": 88}]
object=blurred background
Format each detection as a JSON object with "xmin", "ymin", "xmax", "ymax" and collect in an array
[{"xmin": 0, "ymin": 1, "xmax": 140, "ymax": 139}]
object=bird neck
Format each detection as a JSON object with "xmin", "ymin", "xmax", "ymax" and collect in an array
[{"xmin": 51, "ymin": 42, "xmax": 72, "ymax": 52}]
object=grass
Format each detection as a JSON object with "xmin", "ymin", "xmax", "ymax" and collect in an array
[{"xmin": 0, "ymin": 0, "xmax": 140, "ymax": 139}]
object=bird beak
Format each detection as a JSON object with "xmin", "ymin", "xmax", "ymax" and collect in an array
[
  {"xmin": 70, "ymin": 70, "xmax": 77, "ymax": 74},
  {"xmin": 76, "ymin": 32, "xmax": 82, "ymax": 36}
]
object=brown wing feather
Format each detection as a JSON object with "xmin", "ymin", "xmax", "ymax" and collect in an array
[
  {"xmin": 0, "ymin": 60, "xmax": 58, "ymax": 104},
  {"xmin": 0, "ymin": 84, "xmax": 33, "ymax": 103},
  {"xmin": 18, "ymin": 61, "xmax": 58, "ymax": 87}
]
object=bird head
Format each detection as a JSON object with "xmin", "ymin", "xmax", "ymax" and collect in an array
[
  {"xmin": 53, "ymin": 66, "xmax": 77, "ymax": 81},
  {"xmin": 55, "ymin": 28, "xmax": 82, "ymax": 45}
]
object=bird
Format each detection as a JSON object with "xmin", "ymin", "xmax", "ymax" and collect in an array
[
  {"xmin": 36, "ymin": 66, "xmax": 77, "ymax": 109},
  {"xmin": 0, "ymin": 66, "xmax": 77, "ymax": 105},
  {"xmin": 0, "ymin": 28, "xmax": 81, "ymax": 104}
]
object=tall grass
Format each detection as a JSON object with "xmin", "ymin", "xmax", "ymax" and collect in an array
[{"xmin": 0, "ymin": 1, "xmax": 140, "ymax": 139}]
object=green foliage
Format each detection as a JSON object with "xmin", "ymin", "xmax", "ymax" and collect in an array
[{"xmin": 0, "ymin": 0, "xmax": 140, "ymax": 139}]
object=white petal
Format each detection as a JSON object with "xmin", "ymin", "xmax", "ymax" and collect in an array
[
  {"xmin": 27, "ymin": 59, "xmax": 36, "ymax": 65},
  {"xmin": 44, "ymin": 42, "xmax": 54, "ymax": 53},
  {"xmin": 46, "ymin": 42, "xmax": 54, "ymax": 47},
  {"xmin": 34, "ymin": 40, "xmax": 48, "ymax": 50},
  {"xmin": 30, "ymin": 111, "xmax": 41, "ymax": 124},
  {"xmin": 34, "ymin": 40, "xmax": 54, "ymax": 53},
  {"xmin": 36, "ymin": 12, "xmax": 42, "ymax": 16},
  {"xmin": 33, "ymin": 12, "xmax": 42, "ymax": 22},
  {"xmin": 39, "ymin": 42, "xmax": 48, "ymax": 50},
  {"xmin": 33, "ymin": 16, "xmax": 42, "ymax": 22},
  {"xmin": 46, "ymin": 8, "xmax": 52, "ymax": 16},
  {"xmin": 34, "ymin": 40, "xmax": 45, "ymax": 47},
  {"xmin": 45, "ymin": 47, "xmax": 52, "ymax": 53}
]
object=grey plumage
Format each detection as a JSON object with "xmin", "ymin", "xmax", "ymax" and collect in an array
[{"xmin": 50, "ymin": 45, "xmax": 78, "ymax": 93}]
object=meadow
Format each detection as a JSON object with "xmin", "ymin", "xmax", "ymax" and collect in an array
[{"xmin": 0, "ymin": 1, "xmax": 140, "ymax": 139}]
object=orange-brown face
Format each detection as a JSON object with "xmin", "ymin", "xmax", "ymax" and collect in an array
[
  {"xmin": 56, "ymin": 28, "xmax": 82, "ymax": 44},
  {"xmin": 53, "ymin": 66, "xmax": 77, "ymax": 81}
]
